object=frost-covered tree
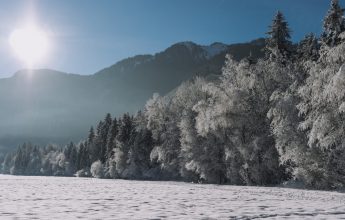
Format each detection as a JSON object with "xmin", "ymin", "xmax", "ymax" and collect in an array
[
  {"xmin": 63, "ymin": 142, "xmax": 78, "ymax": 175},
  {"xmin": 174, "ymin": 79, "xmax": 206, "ymax": 181},
  {"xmin": 11, "ymin": 146, "xmax": 25, "ymax": 175},
  {"xmin": 91, "ymin": 121, "xmax": 103, "ymax": 163},
  {"xmin": 91, "ymin": 160, "xmax": 104, "ymax": 178},
  {"xmin": 127, "ymin": 128, "xmax": 153, "ymax": 178},
  {"xmin": 26, "ymin": 146, "xmax": 42, "ymax": 175},
  {"xmin": 90, "ymin": 114, "xmax": 113, "ymax": 163},
  {"xmin": 192, "ymin": 56, "xmax": 282, "ymax": 185},
  {"xmin": 2, "ymin": 152, "xmax": 14, "ymax": 174},
  {"xmin": 297, "ymin": 33, "xmax": 320, "ymax": 62},
  {"xmin": 106, "ymin": 117, "xmax": 118, "ymax": 161},
  {"xmin": 145, "ymin": 93, "xmax": 181, "ymax": 179},
  {"xmin": 297, "ymin": 36, "xmax": 345, "ymax": 188},
  {"xmin": 322, "ymin": 0, "xmax": 345, "ymax": 47},
  {"xmin": 99, "ymin": 113, "xmax": 112, "ymax": 163},
  {"xmin": 172, "ymin": 78, "xmax": 225, "ymax": 183},
  {"xmin": 76, "ymin": 142, "xmax": 90, "ymax": 171},
  {"xmin": 114, "ymin": 113, "xmax": 134, "ymax": 177},
  {"xmin": 266, "ymin": 11, "xmax": 293, "ymax": 61},
  {"xmin": 87, "ymin": 126, "xmax": 95, "ymax": 144},
  {"xmin": 87, "ymin": 126, "xmax": 96, "ymax": 162},
  {"xmin": 268, "ymin": 86, "xmax": 309, "ymax": 181}
]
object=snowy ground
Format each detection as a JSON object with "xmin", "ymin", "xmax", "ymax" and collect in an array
[{"xmin": 0, "ymin": 175, "xmax": 345, "ymax": 219}]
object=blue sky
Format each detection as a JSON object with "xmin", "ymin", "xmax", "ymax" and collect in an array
[{"xmin": 0, "ymin": 0, "xmax": 340, "ymax": 77}]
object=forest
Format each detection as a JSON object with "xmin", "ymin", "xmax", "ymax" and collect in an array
[{"xmin": 2, "ymin": 0, "xmax": 345, "ymax": 190}]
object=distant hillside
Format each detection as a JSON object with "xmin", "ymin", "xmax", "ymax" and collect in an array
[
  {"xmin": 95, "ymin": 38, "xmax": 265, "ymax": 94},
  {"xmin": 0, "ymin": 38, "xmax": 265, "ymax": 151}
]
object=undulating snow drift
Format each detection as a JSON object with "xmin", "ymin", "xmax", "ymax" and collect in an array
[{"xmin": 0, "ymin": 175, "xmax": 344, "ymax": 219}]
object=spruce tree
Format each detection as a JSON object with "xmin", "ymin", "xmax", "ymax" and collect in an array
[
  {"xmin": 87, "ymin": 126, "xmax": 95, "ymax": 145},
  {"xmin": 114, "ymin": 113, "xmax": 134, "ymax": 176},
  {"xmin": 77, "ymin": 142, "xmax": 89, "ymax": 170},
  {"xmin": 128, "ymin": 128, "xmax": 153, "ymax": 178},
  {"xmin": 91, "ymin": 121, "xmax": 104, "ymax": 162},
  {"xmin": 297, "ymin": 33, "xmax": 320, "ymax": 61},
  {"xmin": 266, "ymin": 11, "xmax": 292, "ymax": 61},
  {"xmin": 106, "ymin": 117, "xmax": 118, "ymax": 161},
  {"xmin": 322, "ymin": 0, "xmax": 345, "ymax": 46},
  {"xmin": 100, "ymin": 113, "xmax": 112, "ymax": 163}
]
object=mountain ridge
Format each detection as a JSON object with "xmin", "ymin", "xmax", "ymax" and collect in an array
[{"xmin": 0, "ymin": 38, "xmax": 265, "ymax": 151}]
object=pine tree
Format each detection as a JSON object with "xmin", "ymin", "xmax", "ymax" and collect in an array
[
  {"xmin": 12, "ymin": 147, "xmax": 24, "ymax": 175},
  {"xmin": 266, "ymin": 11, "xmax": 292, "ymax": 61},
  {"xmin": 27, "ymin": 145, "xmax": 42, "ymax": 175},
  {"xmin": 322, "ymin": 0, "xmax": 345, "ymax": 46},
  {"xmin": 77, "ymin": 142, "xmax": 89, "ymax": 170},
  {"xmin": 69, "ymin": 144, "xmax": 78, "ymax": 174},
  {"xmin": 297, "ymin": 33, "xmax": 320, "ymax": 61},
  {"xmin": 90, "ymin": 120, "xmax": 104, "ymax": 163},
  {"xmin": 114, "ymin": 113, "xmax": 134, "ymax": 176},
  {"xmin": 63, "ymin": 142, "xmax": 78, "ymax": 174},
  {"xmin": 100, "ymin": 113, "xmax": 112, "ymax": 163},
  {"xmin": 117, "ymin": 113, "xmax": 133, "ymax": 145},
  {"xmin": 127, "ymin": 128, "xmax": 153, "ymax": 178},
  {"xmin": 87, "ymin": 126, "xmax": 97, "ymax": 163},
  {"xmin": 106, "ymin": 117, "xmax": 118, "ymax": 161},
  {"xmin": 87, "ymin": 126, "xmax": 95, "ymax": 145}
]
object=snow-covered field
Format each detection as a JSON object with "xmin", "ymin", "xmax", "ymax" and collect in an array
[{"xmin": 0, "ymin": 175, "xmax": 345, "ymax": 219}]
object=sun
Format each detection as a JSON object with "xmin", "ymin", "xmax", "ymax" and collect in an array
[{"xmin": 9, "ymin": 25, "xmax": 49, "ymax": 67}]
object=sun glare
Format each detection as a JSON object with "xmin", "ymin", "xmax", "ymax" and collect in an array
[{"xmin": 9, "ymin": 25, "xmax": 49, "ymax": 67}]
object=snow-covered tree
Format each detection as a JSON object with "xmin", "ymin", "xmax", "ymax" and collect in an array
[
  {"xmin": 266, "ymin": 11, "xmax": 293, "ymax": 61},
  {"xmin": 127, "ymin": 128, "xmax": 153, "ymax": 178},
  {"xmin": 2, "ymin": 152, "xmax": 14, "ymax": 174},
  {"xmin": 114, "ymin": 113, "xmax": 134, "ymax": 177},
  {"xmin": 145, "ymin": 93, "xmax": 181, "ymax": 179},
  {"xmin": 87, "ymin": 126, "xmax": 95, "ymax": 144},
  {"xmin": 297, "ymin": 33, "xmax": 320, "ymax": 62},
  {"xmin": 63, "ymin": 142, "xmax": 78, "ymax": 175},
  {"xmin": 90, "ymin": 114, "xmax": 112, "ymax": 163},
  {"xmin": 192, "ymin": 56, "xmax": 282, "ymax": 185},
  {"xmin": 322, "ymin": 0, "xmax": 345, "ymax": 47},
  {"xmin": 174, "ymin": 78, "xmax": 217, "ymax": 182},
  {"xmin": 297, "ymin": 36, "xmax": 345, "ymax": 188},
  {"xmin": 99, "ymin": 113, "xmax": 112, "ymax": 163},
  {"xmin": 106, "ymin": 117, "xmax": 118, "ymax": 161},
  {"xmin": 76, "ymin": 142, "xmax": 90, "ymax": 171},
  {"xmin": 91, "ymin": 160, "xmax": 104, "ymax": 178}
]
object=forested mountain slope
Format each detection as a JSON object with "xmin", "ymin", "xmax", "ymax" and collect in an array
[{"xmin": 0, "ymin": 39, "xmax": 265, "ymax": 151}]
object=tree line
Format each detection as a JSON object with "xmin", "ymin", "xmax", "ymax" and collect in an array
[{"xmin": 2, "ymin": 0, "xmax": 345, "ymax": 189}]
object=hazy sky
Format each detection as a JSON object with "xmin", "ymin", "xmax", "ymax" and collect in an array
[{"xmin": 0, "ymin": 0, "xmax": 340, "ymax": 77}]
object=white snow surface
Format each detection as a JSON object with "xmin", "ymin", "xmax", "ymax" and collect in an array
[{"xmin": 0, "ymin": 175, "xmax": 344, "ymax": 219}]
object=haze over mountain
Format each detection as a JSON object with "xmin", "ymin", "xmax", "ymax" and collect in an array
[{"xmin": 0, "ymin": 39, "xmax": 265, "ymax": 151}]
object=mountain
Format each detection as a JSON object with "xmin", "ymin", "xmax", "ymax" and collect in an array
[{"xmin": 0, "ymin": 38, "xmax": 265, "ymax": 151}]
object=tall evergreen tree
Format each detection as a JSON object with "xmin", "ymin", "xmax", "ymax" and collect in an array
[
  {"xmin": 91, "ymin": 121, "xmax": 104, "ymax": 162},
  {"xmin": 114, "ymin": 113, "xmax": 135, "ymax": 176},
  {"xmin": 127, "ymin": 128, "xmax": 154, "ymax": 178},
  {"xmin": 100, "ymin": 113, "xmax": 112, "ymax": 163},
  {"xmin": 106, "ymin": 117, "xmax": 118, "ymax": 161},
  {"xmin": 322, "ymin": 0, "xmax": 345, "ymax": 47},
  {"xmin": 266, "ymin": 11, "xmax": 292, "ymax": 61},
  {"xmin": 87, "ymin": 126, "xmax": 95, "ymax": 145},
  {"xmin": 297, "ymin": 33, "xmax": 320, "ymax": 61},
  {"xmin": 77, "ymin": 142, "xmax": 89, "ymax": 170}
]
